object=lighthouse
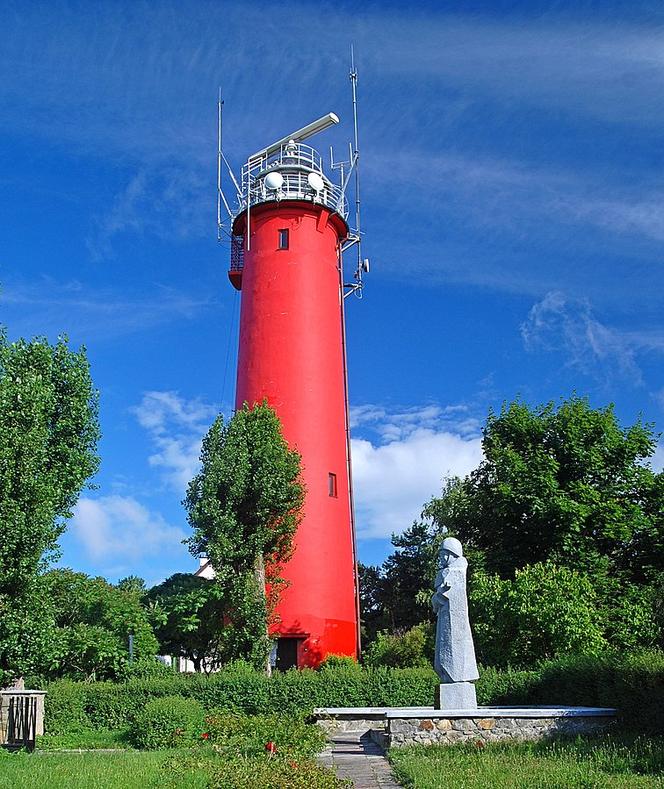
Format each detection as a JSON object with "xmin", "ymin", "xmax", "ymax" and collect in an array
[{"xmin": 220, "ymin": 106, "xmax": 365, "ymax": 669}]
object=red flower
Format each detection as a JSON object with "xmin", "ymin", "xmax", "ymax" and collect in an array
[
  {"xmin": 265, "ymin": 741, "xmax": 277, "ymax": 754},
  {"xmin": 288, "ymin": 760, "xmax": 299, "ymax": 770},
  {"xmin": 201, "ymin": 732, "xmax": 210, "ymax": 740}
]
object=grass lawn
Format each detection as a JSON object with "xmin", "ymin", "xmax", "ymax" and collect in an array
[
  {"xmin": 388, "ymin": 735, "xmax": 664, "ymax": 788},
  {"xmin": 0, "ymin": 749, "xmax": 206, "ymax": 789}
]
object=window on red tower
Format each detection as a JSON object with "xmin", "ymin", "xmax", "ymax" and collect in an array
[
  {"xmin": 278, "ymin": 228, "xmax": 289, "ymax": 249},
  {"xmin": 328, "ymin": 472, "xmax": 337, "ymax": 498}
]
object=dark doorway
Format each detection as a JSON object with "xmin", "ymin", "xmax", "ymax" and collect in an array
[{"xmin": 275, "ymin": 638, "xmax": 300, "ymax": 671}]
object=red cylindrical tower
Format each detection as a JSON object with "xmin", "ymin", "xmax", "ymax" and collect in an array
[{"xmin": 229, "ymin": 129, "xmax": 359, "ymax": 668}]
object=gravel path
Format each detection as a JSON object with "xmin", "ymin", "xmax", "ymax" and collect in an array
[{"xmin": 318, "ymin": 730, "xmax": 401, "ymax": 788}]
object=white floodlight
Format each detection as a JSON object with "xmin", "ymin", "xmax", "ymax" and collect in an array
[
  {"xmin": 249, "ymin": 113, "xmax": 340, "ymax": 160},
  {"xmin": 307, "ymin": 172, "xmax": 325, "ymax": 192},
  {"xmin": 264, "ymin": 171, "xmax": 284, "ymax": 190}
]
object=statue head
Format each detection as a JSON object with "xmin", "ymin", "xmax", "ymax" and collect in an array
[{"xmin": 440, "ymin": 537, "xmax": 463, "ymax": 559}]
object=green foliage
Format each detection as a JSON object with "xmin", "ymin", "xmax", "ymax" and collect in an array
[
  {"xmin": 147, "ymin": 573, "xmax": 228, "ymax": 673},
  {"xmin": 130, "ymin": 695, "xmax": 205, "ymax": 749},
  {"xmin": 359, "ymin": 522, "xmax": 436, "ymax": 642},
  {"xmin": 122, "ymin": 657, "xmax": 175, "ymax": 680},
  {"xmin": 116, "ymin": 576, "xmax": 147, "ymax": 596},
  {"xmin": 424, "ymin": 397, "xmax": 663, "ymax": 585},
  {"xmin": 44, "ymin": 678, "xmax": 90, "ymax": 734},
  {"xmin": 363, "ymin": 623, "xmax": 434, "ymax": 668},
  {"xmin": 165, "ymin": 751, "xmax": 348, "ymax": 789},
  {"xmin": 0, "ymin": 334, "xmax": 99, "ymax": 682},
  {"xmin": 44, "ymin": 665, "xmax": 439, "ymax": 731},
  {"xmin": 317, "ymin": 654, "xmax": 361, "ymax": 671},
  {"xmin": 43, "ymin": 652, "xmax": 664, "ymax": 736},
  {"xmin": 43, "ymin": 568, "xmax": 159, "ymax": 681},
  {"xmin": 469, "ymin": 562, "xmax": 607, "ymax": 667},
  {"xmin": 166, "ymin": 712, "xmax": 344, "ymax": 789},
  {"xmin": 203, "ymin": 712, "xmax": 326, "ymax": 758},
  {"xmin": 185, "ymin": 403, "xmax": 305, "ymax": 670}
]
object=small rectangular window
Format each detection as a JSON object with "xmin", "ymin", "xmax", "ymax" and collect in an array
[
  {"xmin": 328, "ymin": 472, "xmax": 337, "ymax": 498},
  {"xmin": 278, "ymin": 228, "xmax": 289, "ymax": 249}
]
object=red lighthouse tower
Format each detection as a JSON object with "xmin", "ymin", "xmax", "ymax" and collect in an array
[{"xmin": 221, "ymin": 107, "xmax": 365, "ymax": 669}]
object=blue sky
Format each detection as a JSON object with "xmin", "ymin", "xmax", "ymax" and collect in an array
[{"xmin": 1, "ymin": 1, "xmax": 663, "ymax": 585}]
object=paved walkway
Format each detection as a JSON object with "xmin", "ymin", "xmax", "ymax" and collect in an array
[{"xmin": 318, "ymin": 730, "xmax": 401, "ymax": 788}]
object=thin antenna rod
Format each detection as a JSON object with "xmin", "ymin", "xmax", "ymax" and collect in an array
[
  {"xmin": 217, "ymin": 88, "xmax": 223, "ymax": 239},
  {"xmin": 350, "ymin": 46, "xmax": 362, "ymax": 271},
  {"xmin": 222, "ymin": 152, "xmax": 242, "ymax": 201}
]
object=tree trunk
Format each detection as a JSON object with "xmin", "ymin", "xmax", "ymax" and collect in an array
[
  {"xmin": 192, "ymin": 656, "xmax": 202, "ymax": 673},
  {"xmin": 254, "ymin": 553, "xmax": 272, "ymax": 677}
]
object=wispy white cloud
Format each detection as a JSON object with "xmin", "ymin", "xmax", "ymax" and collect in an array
[
  {"xmin": 0, "ymin": 277, "xmax": 215, "ymax": 341},
  {"xmin": 87, "ymin": 166, "xmax": 212, "ymax": 259},
  {"xmin": 521, "ymin": 291, "xmax": 646, "ymax": 385},
  {"xmin": 71, "ymin": 494, "xmax": 188, "ymax": 564},
  {"xmin": 350, "ymin": 403, "xmax": 483, "ymax": 539},
  {"xmin": 132, "ymin": 391, "xmax": 219, "ymax": 493}
]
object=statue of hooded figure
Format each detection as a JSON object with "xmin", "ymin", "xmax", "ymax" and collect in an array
[{"xmin": 432, "ymin": 537, "xmax": 479, "ymax": 684}]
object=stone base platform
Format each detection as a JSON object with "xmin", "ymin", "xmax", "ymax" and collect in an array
[{"xmin": 313, "ymin": 706, "xmax": 617, "ymax": 749}]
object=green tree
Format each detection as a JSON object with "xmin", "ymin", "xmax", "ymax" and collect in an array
[
  {"xmin": 44, "ymin": 569, "xmax": 158, "ymax": 681},
  {"xmin": 117, "ymin": 576, "xmax": 147, "ymax": 596},
  {"xmin": 358, "ymin": 522, "xmax": 437, "ymax": 645},
  {"xmin": 146, "ymin": 573, "xmax": 228, "ymax": 673},
  {"xmin": 468, "ymin": 562, "xmax": 608, "ymax": 667},
  {"xmin": 424, "ymin": 396, "xmax": 663, "ymax": 585},
  {"xmin": 185, "ymin": 403, "xmax": 304, "ymax": 672},
  {"xmin": 0, "ymin": 334, "xmax": 99, "ymax": 684}
]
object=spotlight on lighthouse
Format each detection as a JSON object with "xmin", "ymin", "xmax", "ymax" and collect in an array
[
  {"xmin": 264, "ymin": 171, "xmax": 284, "ymax": 190},
  {"xmin": 307, "ymin": 172, "xmax": 324, "ymax": 192}
]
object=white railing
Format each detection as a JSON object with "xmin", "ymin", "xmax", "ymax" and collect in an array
[{"xmin": 235, "ymin": 142, "xmax": 347, "ymax": 219}]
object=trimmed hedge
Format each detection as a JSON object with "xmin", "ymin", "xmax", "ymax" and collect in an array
[
  {"xmin": 45, "ymin": 666, "xmax": 437, "ymax": 733},
  {"xmin": 44, "ymin": 651, "xmax": 664, "ymax": 735},
  {"xmin": 131, "ymin": 695, "xmax": 205, "ymax": 749}
]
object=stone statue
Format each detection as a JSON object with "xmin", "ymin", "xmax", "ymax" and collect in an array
[{"xmin": 431, "ymin": 537, "xmax": 479, "ymax": 709}]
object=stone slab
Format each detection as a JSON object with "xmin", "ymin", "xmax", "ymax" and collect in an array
[
  {"xmin": 383, "ymin": 706, "xmax": 618, "ymax": 719},
  {"xmin": 435, "ymin": 682, "xmax": 477, "ymax": 710}
]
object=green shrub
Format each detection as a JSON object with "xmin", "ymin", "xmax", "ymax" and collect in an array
[
  {"xmin": 44, "ymin": 679, "xmax": 89, "ymax": 734},
  {"xmin": 317, "ymin": 654, "xmax": 360, "ymax": 671},
  {"xmin": 130, "ymin": 695, "xmax": 205, "ymax": 749},
  {"xmin": 120, "ymin": 657, "xmax": 175, "ymax": 680},
  {"xmin": 363, "ymin": 623, "xmax": 433, "ymax": 668},
  {"xmin": 45, "ymin": 652, "xmax": 663, "ymax": 737},
  {"xmin": 204, "ymin": 713, "xmax": 326, "ymax": 758}
]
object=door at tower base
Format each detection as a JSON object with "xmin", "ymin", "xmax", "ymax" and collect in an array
[{"xmin": 232, "ymin": 200, "xmax": 359, "ymax": 668}]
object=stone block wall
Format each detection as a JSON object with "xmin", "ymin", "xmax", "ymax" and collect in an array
[{"xmin": 386, "ymin": 714, "xmax": 615, "ymax": 748}]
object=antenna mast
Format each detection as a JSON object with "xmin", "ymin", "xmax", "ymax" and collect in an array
[
  {"xmin": 217, "ymin": 88, "xmax": 223, "ymax": 240},
  {"xmin": 350, "ymin": 46, "xmax": 361, "ymax": 275},
  {"xmin": 340, "ymin": 46, "xmax": 369, "ymax": 299}
]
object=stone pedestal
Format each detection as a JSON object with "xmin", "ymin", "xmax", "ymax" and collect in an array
[
  {"xmin": 435, "ymin": 682, "xmax": 477, "ymax": 710},
  {"xmin": 0, "ymin": 690, "xmax": 46, "ymax": 750}
]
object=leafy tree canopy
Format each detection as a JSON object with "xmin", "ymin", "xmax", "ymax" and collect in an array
[
  {"xmin": 0, "ymin": 334, "xmax": 99, "ymax": 682},
  {"xmin": 146, "ymin": 573, "xmax": 228, "ymax": 673},
  {"xmin": 424, "ymin": 396, "xmax": 663, "ymax": 585},
  {"xmin": 184, "ymin": 402, "xmax": 304, "ymax": 670},
  {"xmin": 43, "ymin": 568, "xmax": 158, "ymax": 681}
]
